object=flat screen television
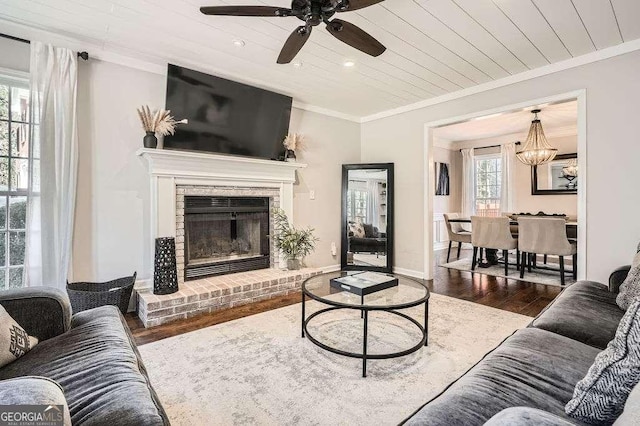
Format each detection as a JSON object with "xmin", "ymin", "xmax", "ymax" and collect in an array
[{"xmin": 164, "ymin": 64, "xmax": 292, "ymax": 160}]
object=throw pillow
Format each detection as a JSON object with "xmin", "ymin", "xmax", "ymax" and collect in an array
[
  {"xmin": 363, "ymin": 223, "xmax": 379, "ymax": 238},
  {"xmin": 616, "ymin": 242, "xmax": 640, "ymax": 310},
  {"xmin": 0, "ymin": 305, "xmax": 38, "ymax": 368},
  {"xmin": 351, "ymin": 223, "xmax": 365, "ymax": 238},
  {"xmin": 565, "ymin": 298, "xmax": 640, "ymax": 424}
]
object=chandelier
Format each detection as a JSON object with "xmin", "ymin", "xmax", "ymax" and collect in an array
[{"xmin": 515, "ymin": 109, "xmax": 558, "ymax": 166}]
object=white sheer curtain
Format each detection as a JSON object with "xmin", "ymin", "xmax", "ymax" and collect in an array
[
  {"xmin": 500, "ymin": 142, "xmax": 516, "ymax": 214},
  {"xmin": 460, "ymin": 148, "xmax": 475, "ymax": 217},
  {"xmin": 366, "ymin": 179, "xmax": 380, "ymax": 228},
  {"xmin": 25, "ymin": 42, "xmax": 79, "ymax": 289}
]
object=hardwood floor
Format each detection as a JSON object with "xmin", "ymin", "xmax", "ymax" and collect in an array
[
  {"xmin": 126, "ymin": 248, "xmax": 561, "ymax": 345},
  {"xmin": 430, "ymin": 247, "xmax": 561, "ymax": 317}
]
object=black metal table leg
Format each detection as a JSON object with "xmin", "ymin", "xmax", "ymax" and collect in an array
[
  {"xmin": 424, "ymin": 299, "xmax": 429, "ymax": 346},
  {"xmin": 301, "ymin": 291, "xmax": 306, "ymax": 338},
  {"xmin": 363, "ymin": 309, "xmax": 368, "ymax": 377},
  {"xmin": 361, "ymin": 294, "xmax": 364, "ymax": 319}
]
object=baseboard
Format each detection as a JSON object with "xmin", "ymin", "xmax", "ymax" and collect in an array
[
  {"xmin": 319, "ymin": 264, "xmax": 341, "ymax": 273},
  {"xmin": 393, "ymin": 267, "xmax": 425, "ymax": 280}
]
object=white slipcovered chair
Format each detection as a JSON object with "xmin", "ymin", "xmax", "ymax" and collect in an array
[
  {"xmin": 517, "ymin": 217, "xmax": 577, "ymax": 286},
  {"xmin": 471, "ymin": 216, "xmax": 518, "ymax": 276},
  {"xmin": 443, "ymin": 213, "xmax": 472, "ymax": 263}
]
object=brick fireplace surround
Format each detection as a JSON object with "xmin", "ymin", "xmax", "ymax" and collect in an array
[{"xmin": 135, "ymin": 148, "xmax": 320, "ymax": 327}]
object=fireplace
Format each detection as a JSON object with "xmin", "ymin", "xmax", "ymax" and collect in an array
[{"xmin": 184, "ymin": 196, "xmax": 270, "ymax": 280}]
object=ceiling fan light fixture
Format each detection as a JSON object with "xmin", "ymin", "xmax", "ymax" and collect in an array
[
  {"xmin": 343, "ymin": 60, "xmax": 356, "ymax": 67},
  {"xmin": 515, "ymin": 109, "xmax": 558, "ymax": 166},
  {"xmin": 232, "ymin": 39, "xmax": 246, "ymax": 47},
  {"xmin": 292, "ymin": 60, "xmax": 303, "ymax": 68}
]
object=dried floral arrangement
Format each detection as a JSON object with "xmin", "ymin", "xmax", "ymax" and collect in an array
[
  {"xmin": 137, "ymin": 105, "xmax": 188, "ymax": 136},
  {"xmin": 283, "ymin": 133, "xmax": 305, "ymax": 151}
]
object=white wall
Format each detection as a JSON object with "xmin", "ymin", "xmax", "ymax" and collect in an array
[
  {"xmin": 290, "ymin": 108, "xmax": 360, "ymax": 269},
  {"xmin": 0, "ymin": 37, "xmax": 29, "ymax": 72},
  {"xmin": 71, "ymin": 60, "xmax": 360, "ymax": 282},
  {"xmin": 361, "ymin": 49, "xmax": 640, "ymax": 283}
]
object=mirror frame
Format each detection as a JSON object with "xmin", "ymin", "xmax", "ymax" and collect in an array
[
  {"xmin": 531, "ymin": 153, "xmax": 578, "ymax": 195},
  {"xmin": 341, "ymin": 163, "xmax": 394, "ymax": 273}
]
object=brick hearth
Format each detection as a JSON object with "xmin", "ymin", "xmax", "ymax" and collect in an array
[{"xmin": 137, "ymin": 268, "xmax": 323, "ymax": 327}]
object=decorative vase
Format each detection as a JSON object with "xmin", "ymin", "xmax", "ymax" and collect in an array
[
  {"xmin": 143, "ymin": 131, "xmax": 158, "ymax": 149},
  {"xmin": 285, "ymin": 149, "xmax": 296, "ymax": 162},
  {"xmin": 154, "ymin": 237, "xmax": 178, "ymax": 295},
  {"xmin": 287, "ymin": 258, "xmax": 301, "ymax": 270}
]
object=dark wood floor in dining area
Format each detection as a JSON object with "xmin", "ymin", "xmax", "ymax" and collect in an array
[{"xmin": 126, "ymin": 248, "xmax": 561, "ymax": 345}]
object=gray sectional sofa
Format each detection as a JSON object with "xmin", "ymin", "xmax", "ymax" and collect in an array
[
  {"xmin": 404, "ymin": 266, "xmax": 637, "ymax": 425},
  {"xmin": 0, "ymin": 287, "xmax": 169, "ymax": 425}
]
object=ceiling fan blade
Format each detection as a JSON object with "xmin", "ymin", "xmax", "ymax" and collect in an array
[
  {"xmin": 337, "ymin": 0, "xmax": 384, "ymax": 12},
  {"xmin": 200, "ymin": 6, "xmax": 291, "ymax": 17},
  {"xmin": 277, "ymin": 26, "xmax": 312, "ymax": 64},
  {"xmin": 326, "ymin": 19, "xmax": 386, "ymax": 57}
]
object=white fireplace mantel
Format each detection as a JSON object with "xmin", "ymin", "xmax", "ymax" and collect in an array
[{"xmin": 136, "ymin": 148, "xmax": 307, "ymax": 276}]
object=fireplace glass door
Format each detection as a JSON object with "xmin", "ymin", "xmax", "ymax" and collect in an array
[{"xmin": 184, "ymin": 196, "xmax": 270, "ymax": 279}]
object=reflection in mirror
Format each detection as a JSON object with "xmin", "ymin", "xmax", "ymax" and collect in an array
[
  {"xmin": 532, "ymin": 153, "xmax": 578, "ymax": 194},
  {"xmin": 346, "ymin": 169, "xmax": 387, "ymax": 268},
  {"xmin": 341, "ymin": 163, "xmax": 393, "ymax": 273}
]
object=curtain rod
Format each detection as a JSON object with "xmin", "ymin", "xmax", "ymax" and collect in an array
[
  {"xmin": 0, "ymin": 33, "xmax": 89, "ymax": 60},
  {"xmin": 459, "ymin": 141, "xmax": 521, "ymax": 152}
]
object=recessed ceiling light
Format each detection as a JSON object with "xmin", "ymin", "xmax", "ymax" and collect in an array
[
  {"xmin": 292, "ymin": 61, "xmax": 303, "ymax": 68},
  {"xmin": 233, "ymin": 40, "xmax": 246, "ymax": 47},
  {"xmin": 343, "ymin": 60, "xmax": 355, "ymax": 68}
]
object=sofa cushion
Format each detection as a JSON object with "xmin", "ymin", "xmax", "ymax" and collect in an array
[
  {"xmin": 565, "ymin": 298, "xmax": 640, "ymax": 424},
  {"xmin": 0, "ymin": 306, "xmax": 168, "ymax": 426},
  {"xmin": 617, "ymin": 244, "xmax": 640, "ymax": 310},
  {"xmin": 0, "ymin": 305, "xmax": 38, "ymax": 368},
  {"xmin": 484, "ymin": 407, "xmax": 576, "ymax": 426},
  {"xmin": 0, "ymin": 376, "xmax": 71, "ymax": 426},
  {"xmin": 531, "ymin": 281, "xmax": 624, "ymax": 349},
  {"xmin": 404, "ymin": 328, "xmax": 599, "ymax": 426},
  {"xmin": 614, "ymin": 381, "xmax": 640, "ymax": 425}
]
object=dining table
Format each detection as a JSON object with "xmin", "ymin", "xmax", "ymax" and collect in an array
[
  {"xmin": 446, "ymin": 216, "xmax": 577, "ymax": 273},
  {"xmin": 447, "ymin": 217, "xmax": 578, "ymax": 229}
]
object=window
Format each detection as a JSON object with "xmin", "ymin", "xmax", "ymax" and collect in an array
[
  {"xmin": 0, "ymin": 77, "xmax": 34, "ymax": 289},
  {"xmin": 474, "ymin": 155, "xmax": 501, "ymax": 217},
  {"xmin": 347, "ymin": 188, "xmax": 368, "ymax": 224}
]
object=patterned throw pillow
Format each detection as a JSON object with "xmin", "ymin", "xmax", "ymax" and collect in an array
[
  {"xmin": 617, "ymin": 243, "xmax": 640, "ymax": 310},
  {"xmin": 565, "ymin": 298, "xmax": 640, "ymax": 423},
  {"xmin": 350, "ymin": 222, "xmax": 365, "ymax": 238},
  {"xmin": 0, "ymin": 305, "xmax": 38, "ymax": 368}
]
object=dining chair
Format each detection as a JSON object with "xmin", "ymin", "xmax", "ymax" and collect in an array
[
  {"xmin": 443, "ymin": 213, "xmax": 471, "ymax": 263},
  {"xmin": 470, "ymin": 216, "xmax": 518, "ymax": 276},
  {"xmin": 517, "ymin": 217, "xmax": 577, "ymax": 286}
]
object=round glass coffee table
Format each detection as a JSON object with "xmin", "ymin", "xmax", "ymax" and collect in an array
[{"xmin": 301, "ymin": 271, "xmax": 429, "ymax": 377}]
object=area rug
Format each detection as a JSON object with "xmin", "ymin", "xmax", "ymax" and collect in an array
[
  {"xmin": 441, "ymin": 256, "xmax": 576, "ymax": 287},
  {"xmin": 138, "ymin": 294, "xmax": 531, "ymax": 425}
]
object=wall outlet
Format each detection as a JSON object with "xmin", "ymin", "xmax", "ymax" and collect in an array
[
  {"xmin": 331, "ymin": 242, "xmax": 337, "ymax": 256},
  {"xmin": 309, "ymin": 190, "xmax": 315, "ymax": 200}
]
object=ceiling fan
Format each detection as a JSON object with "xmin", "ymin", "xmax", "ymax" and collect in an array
[{"xmin": 200, "ymin": 0, "xmax": 387, "ymax": 64}]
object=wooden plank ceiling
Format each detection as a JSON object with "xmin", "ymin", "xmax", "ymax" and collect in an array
[{"xmin": 0, "ymin": 0, "xmax": 637, "ymax": 117}]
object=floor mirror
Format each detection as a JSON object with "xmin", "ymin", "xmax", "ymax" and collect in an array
[{"xmin": 341, "ymin": 163, "xmax": 394, "ymax": 272}]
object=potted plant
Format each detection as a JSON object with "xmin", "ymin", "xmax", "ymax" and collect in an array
[
  {"xmin": 137, "ymin": 105, "xmax": 188, "ymax": 148},
  {"xmin": 273, "ymin": 209, "xmax": 318, "ymax": 270},
  {"xmin": 283, "ymin": 133, "xmax": 304, "ymax": 162}
]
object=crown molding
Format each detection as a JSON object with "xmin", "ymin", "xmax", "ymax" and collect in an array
[
  {"xmin": 0, "ymin": 18, "xmax": 359, "ymax": 124},
  {"xmin": 361, "ymin": 38, "xmax": 640, "ymax": 123},
  {"xmin": 291, "ymin": 101, "xmax": 361, "ymax": 123}
]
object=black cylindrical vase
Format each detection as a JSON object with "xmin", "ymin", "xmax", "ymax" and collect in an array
[{"xmin": 154, "ymin": 237, "xmax": 178, "ymax": 295}]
